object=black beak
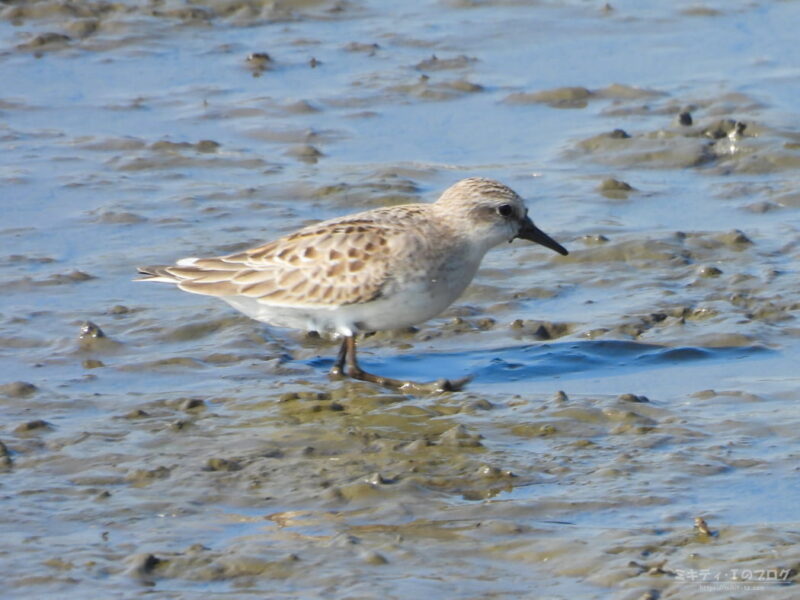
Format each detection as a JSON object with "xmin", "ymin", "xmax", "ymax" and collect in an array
[{"xmin": 515, "ymin": 216, "xmax": 568, "ymax": 255}]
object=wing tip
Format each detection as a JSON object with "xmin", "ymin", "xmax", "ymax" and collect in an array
[{"xmin": 135, "ymin": 265, "xmax": 177, "ymax": 283}]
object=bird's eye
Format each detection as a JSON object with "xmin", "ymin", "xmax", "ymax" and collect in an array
[{"xmin": 497, "ymin": 204, "xmax": 513, "ymax": 217}]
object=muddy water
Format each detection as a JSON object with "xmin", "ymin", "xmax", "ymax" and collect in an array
[{"xmin": 2, "ymin": 0, "xmax": 800, "ymax": 598}]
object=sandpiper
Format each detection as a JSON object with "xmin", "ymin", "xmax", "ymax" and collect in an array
[{"xmin": 137, "ymin": 177, "xmax": 568, "ymax": 391}]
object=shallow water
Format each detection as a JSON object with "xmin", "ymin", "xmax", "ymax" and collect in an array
[{"xmin": 2, "ymin": 0, "xmax": 800, "ymax": 598}]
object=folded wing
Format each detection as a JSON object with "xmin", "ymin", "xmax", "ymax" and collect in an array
[{"xmin": 137, "ymin": 219, "xmax": 407, "ymax": 308}]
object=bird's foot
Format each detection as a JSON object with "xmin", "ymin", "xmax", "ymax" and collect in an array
[
  {"xmin": 345, "ymin": 367, "xmax": 472, "ymax": 393},
  {"xmin": 425, "ymin": 375, "xmax": 473, "ymax": 393}
]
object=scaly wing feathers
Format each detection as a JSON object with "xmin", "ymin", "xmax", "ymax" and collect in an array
[{"xmin": 137, "ymin": 217, "xmax": 420, "ymax": 308}]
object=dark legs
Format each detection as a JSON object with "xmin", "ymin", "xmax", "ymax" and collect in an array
[
  {"xmin": 329, "ymin": 337, "xmax": 349, "ymax": 378},
  {"xmin": 328, "ymin": 335, "xmax": 471, "ymax": 392},
  {"xmin": 340, "ymin": 335, "xmax": 407, "ymax": 389}
]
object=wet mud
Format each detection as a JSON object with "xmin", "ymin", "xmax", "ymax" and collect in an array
[{"xmin": 2, "ymin": 0, "xmax": 800, "ymax": 598}]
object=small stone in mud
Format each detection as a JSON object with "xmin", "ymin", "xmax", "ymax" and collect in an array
[
  {"xmin": 246, "ymin": 52, "xmax": 273, "ymax": 69},
  {"xmin": 344, "ymin": 42, "xmax": 380, "ymax": 53},
  {"xmin": 609, "ymin": 128, "xmax": 630, "ymax": 139},
  {"xmin": 43, "ymin": 556, "xmax": 74, "ymax": 570},
  {"xmin": 618, "ymin": 393, "xmax": 649, "ymax": 403},
  {"xmin": 0, "ymin": 440, "xmax": 12, "ymax": 470},
  {"xmin": 260, "ymin": 447, "xmax": 284, "ymax": 459},
  {"xmin": 179, "ymin": 398, "xmax": 205, "ymax": 412},
  {"xmin": 151, "ymin": 140, "xmax": 193, "ymax": 152},
  {"xmin": 476, "ymin": 464, "xmax": 514, "ymax": 478},
  {"xmin": 205, "ymin": 458, "xmax": 241, "ymax": 471},
  {"xmin": 645, "ymin": 561, "xmax": 672, "ymax": 576},
  {"xmin": 510, "ymin": 319, "xmax": 570, "ymax": 340},
  {"xmin": 539, "ymin": 424, "xmax": 557, "ymax": 435},
  {"xmin": 402, "ymin": 439, "xmax": 429, "ymax": 453},
  {"xmin": 675, "ymin": 110, "xmax": 694, "ymax": 127},
  {"xmin": 360, "ymin": 550, "xmax": 388, "ymax": 565},
  {"xmin": 365, "ymin": 472, "xmax": 392, "ymax": 485},
  {"xmin": 280, "ymin": 391, "xmax": 331, "ymax": 403},
  {"xmin": 583, "ymin": 328, "xmax": 609, "ymax": 339},
  {"xmin": 677, "ymin": 111, "xmax": 693, "ymax": 126},
  {"xmin": 284, "ymin": 100, "xmax": 319, "ymax": 114},
  {"xmin": 323, "ymin": 487, "xmax": 345, "ymax": 502},
  {"xmin": 0, "ymin": 381, "xmax": 37, "ymax": 397},
  {"xmin": 7, "ymin": 254, "xmax": 55, "ymax": 265},
  {"xmin": 697, "ymin": 265, "xmax": 723, "ymax": 278},
  {"xmin": 465, "ymin": 398, "xmax": 494, "ymax": 411},
  {"xmin": 553, "ymin": 390, "xmax": 569, "ymax": 402},
  {"xmin": 719, "ymin": 229, "xmax": 753, "ymax": 246},
  {"xmin": 195, "ymin": 140, "xmax": 220, "ymax": 153},
  {"xmin": 414, "ymin": 54, "xmax": 476, "ymax": 71},
  {"xmin": 744, "ymin": 201, "xmax": 779, "ymax": 214},
  {"xmin": 125, "ymin": 553, "xmax": 162, "ymax": 577},
  {"xmin": 14, "ymin": 419, "xmax": 52, "ymax": 433},
  {"xmin": 80, "ymin": 321, "xmax": 106, "ymax": 339},
  {"xmin": 64, "ymin": 19, "xmax": 98, "ymax": 39},
  {"xmin": 599, "ymin": 178, "xmax": 634, "ymax": 192},
  {"xmin": 49, "ymin": 270, "xmax": 95, "ymax": 284},
  {"xmin": 126, "ymin": 466, "xmax": 170, "ymax": 483},
  {"xmin": 169, "ymin": 420, "xmax": 190, "ymax": 431},
  {"xmin": 203, "ymin": 353, "xmax": 241, "ymax": 364},
  {"xmin": 504, "ymin": 86, "xmax": 591, "ymax": 108},
  {"xmin": 443, "ymin": 79, "xmax": 484, "ymax": 93},
  {"xmin": 82, "ymin": 359, "xmax": 104, "ymax": 369},
  {"xmin": 476, "ymin": 317, "xmax": 496, "ymax": 330},
  {"xmin": 108, "ymin": 305, "xmax": 130, "ymax": 315},
  {"xmin": 703, "ymin": 119, "xmax": 746, "ymax": 140},
  {"xmin": 571, "ymin": 439, "xmax": 595, "ymax": 449},
  {"xmin": 438, "ymin": 424, "xmax": 482, "ymax": 447},
  {"xmin": 310, "ymin": 401, "xmax": 344, "ymax": 413},
  {"xmin": 581, "ymin": 234, "xmax": 609, "ymax": 245},
  {"xmin": 124, "ymin": 409, "xmax": 149, "ymax": 419},
  {"xmin": 18, "ymin": 32, "xmax": 71, "ymax": 50},
  {"xmin": 96, "ymin": 211, "xmax": 146, "ymax": 224},
  {"xmin": 694, "ymin": 516, "xmax": 714, "ymax": 536},
  {"xmin": 286, "ymin": 144, "xmax": 323, "ymax": 162}
]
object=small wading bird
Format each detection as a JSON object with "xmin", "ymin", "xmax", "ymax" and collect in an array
[{"xmin": 137, "ymin": 178, "xmax": 568, "ymax": 391}]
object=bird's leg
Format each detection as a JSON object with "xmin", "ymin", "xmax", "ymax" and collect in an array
[
  {"xmin": 342, "ymin": 335, "xmax": 472, "ymax": 393},
  {"xmin": 343, "ymin": 335, "xmax": 406, "ymax": 388},
  {"xmin": 328, "ymin": 338, "xmax": 349, "ymax": 379}
]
